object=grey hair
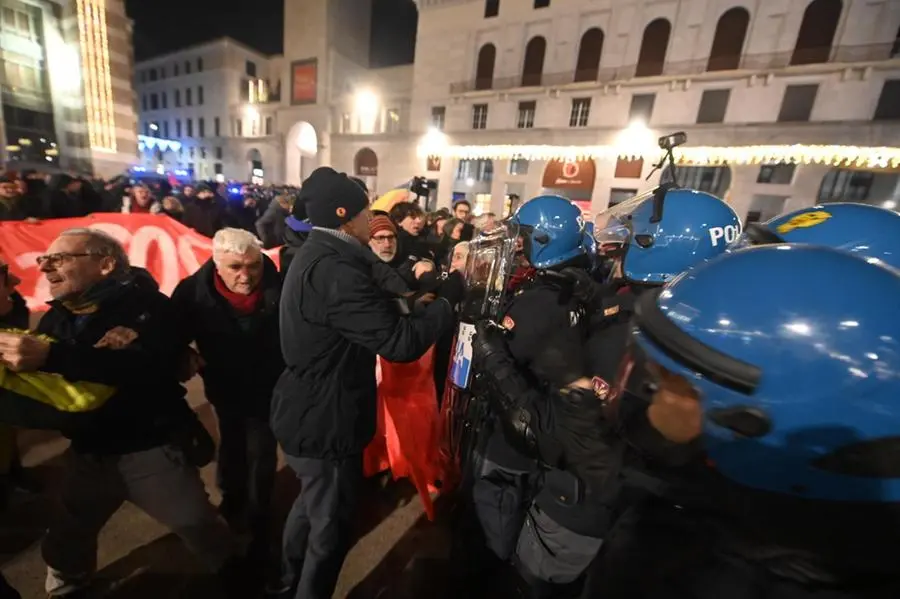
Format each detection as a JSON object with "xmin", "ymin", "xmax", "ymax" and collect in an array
[
  {"xmin": 212, "ymin": 228, "xmax": 263, "ymax": 262},
  {"xmin": 60, "ymin": 228, "xmax": 130, "ymax": 274}
]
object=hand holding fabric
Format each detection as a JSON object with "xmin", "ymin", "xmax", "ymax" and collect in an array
[{"xmin": 0, "ymin": 332, "xmax": 50, "ymax": 372}]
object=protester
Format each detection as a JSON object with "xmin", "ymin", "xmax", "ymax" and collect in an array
[
  {"xmin": 389, "ymin": 202, "xmax": 432, "ymax": 260},
  {"xmin": 270, "ymin": 167, "xmax": 461, "ymax": 599},
  {"xmin": 0, "ymin": 228, "xmax": 245, "ymax": 598},
  {"xmin": 120, "ymin": 183, "xmax": 161, "ymax": 214},
  {"xmin": 171, "ymin": 228, "xmax": 283, "ymax": 588},
  {"xmin": 0, "ymin": 258, "xmax": 35, "ymax": 513},
  {"xmin": 182, "ymin": 183, "xmax": 227, "ymax": 237},
  {"xmin": 0, "ymin": 174, "xmax": 44, "ymax": 221},
  {"xmin": 279, "ymin": 197, "xmax": 312, "ymax": 277},
  {"xmin": 472, "ymin": 212, "xmax": 497, "ymax": 232},
  {"xmin": 256, "ymin": 194, "xmax": 292, "ymax": 248},
  {"xmin": 160, "ymin": 195, "xmax": 185, "ymax": 221},
  {"xmin": 452, "ymin": 199, "xmax": 471, "ymax": 222}
]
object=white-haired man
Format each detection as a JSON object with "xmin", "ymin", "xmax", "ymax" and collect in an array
[
  {"xmin": 172, "ymin": 228, "xmax": 283, "ymax": 591},
  {"xmin": 0, "ymin": 228, "xmax": 243, "ymax": 597}
]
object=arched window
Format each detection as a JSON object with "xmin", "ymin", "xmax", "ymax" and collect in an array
[
  {"xmin": 707, "ymin": 8, "xmax": 750, "ymax": 71},
  {"xmin": 522, "ymin": 36, "xmax": 547, "ymax": 87},
  {"xmin": 635, "ymin": 19, "xmax": 671, "ymax": 77},
  {"xmin": 475, "ymin": 43, "xmax": 496, "ymax": 90},
  {"xmin": 575, "ymin": 28, "xmax": 605, "ymax": 82},
  {"xmin": 791, "ymin": 0, "xmax": 842, "ymax": 65}
]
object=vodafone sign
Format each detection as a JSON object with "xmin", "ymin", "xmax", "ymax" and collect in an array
[{"xmin": 541, "ymin": 158, "xmax": 597, "ymax": 191}]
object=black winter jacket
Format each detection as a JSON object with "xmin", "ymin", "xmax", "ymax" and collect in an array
[
  {"xmin": 271, "ymin": 230, "xmax": 453, "ymax": 459},
  {"xmin": 171, "ymin": 257, "xmax": 283, "ymax": 418},
  {"xmin": 31, "ymin": 270, "xmax": 198, "ymax": 454}
]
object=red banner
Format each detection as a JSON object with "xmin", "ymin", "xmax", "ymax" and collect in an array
[{"xmin": 0, "ymin": 214, "xmax": 278, "ymax": 311}]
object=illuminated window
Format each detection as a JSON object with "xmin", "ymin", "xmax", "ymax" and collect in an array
[
  {"xmin": 4, "ymin": 60, "xmax": 43, "ymax": 93},
  {"xmin": 385, "ymin": 108, "xmax": 400, "ymax": 133},
  {"xmin": 1, "ymin": 7, "xmax": 38, "ymax": 41},
  {"xmin": 473, "ymin": 193, "xmax": 492, "ymax": 216}
]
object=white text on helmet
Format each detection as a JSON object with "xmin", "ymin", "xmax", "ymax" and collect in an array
[{"xmin": 709, "ymin": 224, "xmax": 741, "ymax": 247}]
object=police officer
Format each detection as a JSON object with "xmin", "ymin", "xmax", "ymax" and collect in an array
[
  {"xmin": 459, "ymin": 195, "xmax": 615, "ymax": 598},
  {"xmin": 733, "ymin": 202, "xmax": 900, "ymax": 270},
  {"xmin": 589, "ymin": 244, "xmax": 900, "ymax": 599}
]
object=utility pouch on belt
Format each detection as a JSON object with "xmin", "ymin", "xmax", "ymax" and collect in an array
[{"xmin": 541, "ymin": 467, "xmax": 582, "ymax": 507}]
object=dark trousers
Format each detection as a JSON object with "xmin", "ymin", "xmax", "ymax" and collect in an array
[
  {"xmin": 280, "ymin": 454, "xmax": 363, "ymax": 599},
  {"xmin": 215, "ymin": 409, "xmax": 278, "ymax": 555}
]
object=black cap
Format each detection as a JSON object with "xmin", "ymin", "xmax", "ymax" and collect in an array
[{"xmin": 302, "ymin": 167, "xmax": 369, "ymax": 229}]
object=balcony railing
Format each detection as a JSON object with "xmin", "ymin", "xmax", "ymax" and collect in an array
[{"xmin": 449, "ymin": 43, "xmax": 897, "ymax": 95}]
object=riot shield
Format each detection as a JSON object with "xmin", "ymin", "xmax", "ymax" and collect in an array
[{"xmin": 440, "ymin": 222, "xmax": 519, "ymax": 490}]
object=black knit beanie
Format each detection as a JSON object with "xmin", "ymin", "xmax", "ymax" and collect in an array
[{"xmin": 302, "ymin": 167, "xmax": 369, "ymax": 229}]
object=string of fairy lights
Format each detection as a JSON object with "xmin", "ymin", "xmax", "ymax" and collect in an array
[
  {"xmin": 76, "ymin": 0, "xmax": 117, "ymax": 153},
  {"xmin": 419, "ymin": 144, "xmax": 900, "ymax": 169}
]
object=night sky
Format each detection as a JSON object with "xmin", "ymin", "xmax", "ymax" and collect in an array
[{"xmin": 124, "ymin": 0, "xmax": 418, "ymax": 67}]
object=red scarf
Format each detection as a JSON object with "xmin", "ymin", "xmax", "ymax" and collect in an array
[
  {"xmin": 508, "ymin": 266, "xmax": 537, "ymax": 292},
  {"xmin": 130, "ymin": 201, "xmax": 154, "ymax": 214},
  {"xmin": 213, "ymin": 272, "xmax": 262, "ymax": 315}
]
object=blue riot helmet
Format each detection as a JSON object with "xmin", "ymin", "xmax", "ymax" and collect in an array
[
  {"xmin": 632, "ymin": 245, "xmax": 900, "ymax": 502},
  {"xmin": 734, "ymin": 203, "xmax": 900, "ymax": 271},
  {"xmin": 594, "ymin": 187, "xmax": 741, "ymax": 284},
  {"xmin": 511, "ymin": 195, "xmax": 586, "ymax": 269}
]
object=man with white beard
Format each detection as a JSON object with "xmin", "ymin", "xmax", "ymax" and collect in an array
[{"xmin": 368, "ymin": 213, "xmax": 436, "ymax": 291}]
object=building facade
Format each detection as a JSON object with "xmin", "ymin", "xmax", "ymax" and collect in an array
[
  {"xmin": 133, "ymin": 37, "xmax": 283, "ymax": 182},
  {"xmin": 133, "ymin": 0, "xmax": 900, "ymax": 222},
  {"xmin": 1, "ymin": 0, "xmax": 137, "ymax": 177}
]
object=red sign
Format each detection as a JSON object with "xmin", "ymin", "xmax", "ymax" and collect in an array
[
  {"xmin": 291, "ymin": 58, "xmax": 318, "ymax": 105},
  {"xmin": 0, "ymin": 214, "xmax": 279, "ymax": 311},
  {"xmin": 541, "ymin": 158, "xmax": 597, "ymax": 191}
]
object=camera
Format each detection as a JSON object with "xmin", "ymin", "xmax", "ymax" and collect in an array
[{"xmin": 658, "ymin": 131, "xmax": 687, "ymax": 151}]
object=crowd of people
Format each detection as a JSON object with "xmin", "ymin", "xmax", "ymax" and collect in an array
[
  {"xmin": 2, "ymin": 161, "xmax": 900, "ymax": 599},
  {"xmin": 0, "ymin": 167, "xmax": 492, "ymax": 599}
]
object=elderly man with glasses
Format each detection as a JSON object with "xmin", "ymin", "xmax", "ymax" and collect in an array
[{"xmin": 0, "ymin": 228, "xmax": 245, "ymax": 598}]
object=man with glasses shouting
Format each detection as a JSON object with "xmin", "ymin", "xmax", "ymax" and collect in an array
[{"xmin": 0, "ymin": 228, "xmax": 246, "ymax": 598}]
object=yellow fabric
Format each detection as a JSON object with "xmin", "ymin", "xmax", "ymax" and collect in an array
[
  {"xmin": 0, "ymin": 329, "xmax": 116, "ymax": 413},
  {"xmin": 371, "ymin": 188, "xmax": 411, "ymax": 213}
]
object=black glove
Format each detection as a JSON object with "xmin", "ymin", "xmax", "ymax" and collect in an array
[
  {"xmin": 560, "ymin": 267, "xmax": 602, "ymax": 306},
  {"xmin": 472, "ymin": 319, "xmax": 510, "ymax": 372},
  {"xmin": 437, "ymin": 270, "xmax": 465, "ymax": 310},
  {"xmin": 561, "ymin": 267, "xmax": 633, "ymax": 318},
  {"xmin": 530, "ymin": 325, "xmax": 587, "ymax": 388}
]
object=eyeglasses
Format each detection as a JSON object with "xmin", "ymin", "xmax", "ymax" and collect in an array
[
  {"xmin": 371, "ymin": 235, "xmax": 396, "ymax": 243},
  {"xmin": 36, "ymin": 252, "xmax": 102, "ymax": 268}
]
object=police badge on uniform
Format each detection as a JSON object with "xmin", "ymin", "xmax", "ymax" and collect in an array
[{"xmin": 591, "ymin": 376, "xmax": 610, "ymax": 402}]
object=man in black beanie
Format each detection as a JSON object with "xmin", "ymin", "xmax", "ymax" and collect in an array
[{"xmin": 270, "ymin": 167, "xmax": 461, "ymax": 599}]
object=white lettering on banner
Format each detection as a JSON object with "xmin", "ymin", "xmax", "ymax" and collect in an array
[
  {"xmin": 128, "ymin": 226, "xmax": 181, "ymax": 294},
  {"xmin": 709, "ymin": 224, "xmax": 741, "ymax": 247},
  {"xmin": 178, "ymin": 234, "xmax": 211, "ymax": 274}
]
